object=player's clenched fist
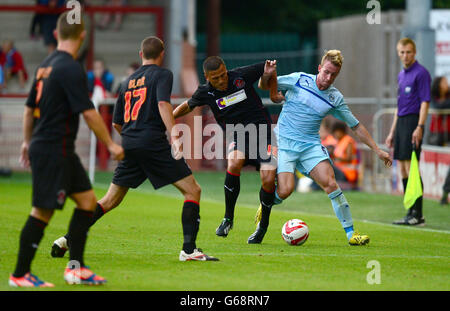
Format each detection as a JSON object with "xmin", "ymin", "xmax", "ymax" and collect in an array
[{"xmin": 108, "ymin": 143, "xmax": 125, "ymax": 161}]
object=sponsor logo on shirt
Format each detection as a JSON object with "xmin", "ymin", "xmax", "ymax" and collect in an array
[
  {"xmin": 216, "ymin": 89, "xmax": 247, "ymax": 110},
  {"xmin": 56, "ymin": 189, "xmax": 66, "ymax": 206},
  {"xmin": 233, "ymin": 77, "xmax": 245, "ymax": 89},
  {"xmin": 405, "ymin": 86, "xmax": 412, "ymax": 94}
]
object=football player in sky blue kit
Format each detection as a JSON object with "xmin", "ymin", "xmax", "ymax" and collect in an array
[{"xmin": 260, "ymin": 49, "xmax": 392, "ymax": 245}]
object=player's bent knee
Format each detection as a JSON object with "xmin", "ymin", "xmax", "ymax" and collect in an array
[
  {"xmin": 278, "ymin": 185, "xmax": 294, "ymax": 199},
  {"xmin": 261, "ymin": 177, "xmax": 275, "ymax": 192},
  {"xmin": 99, "ymin": 184, "xmax": 128, "ymax": 212},
  {"xmin": 227, "ymin": 164, "xmax": 242, "ymax": 175},
  {"xmin": 76, "ymin": 193, "xmax": 97, "ymax": 212},
  {"xmin": 30, "ymin": 207, "xmax": 54, "ymax": 223},
  {"xmin": 324, "ymin": 180, "xmax": 339, "ymax": 194},
  {"xmin": 190, "ymin": 184, "xmax": 201, "ymax": 200},
  {"xmin": 182, "ymin": 180, "xmax": 201, "ymax": 202},
  {"xmin": 227, "ymin": 156, "xmax": 245, "ymax": 175}
]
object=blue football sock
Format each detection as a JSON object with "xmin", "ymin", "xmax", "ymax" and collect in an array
[
  {"xmin": 328, "ymin": 188, "xmax": 354, "ymax": 240},
  {"xmin": 344, "ymin": 226, "xmax": 355, "ymax": 240}
]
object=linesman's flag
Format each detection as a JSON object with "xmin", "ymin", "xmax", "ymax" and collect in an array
[{"xmin": 403, "ymin": 150, "xmax": 422, "ymax": 210}]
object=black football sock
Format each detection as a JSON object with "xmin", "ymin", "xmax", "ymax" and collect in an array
[
  {"xmin": 411, "ymin": 177, "xmax": 424, "ymax": 218},
  {"xmin": 224, "ymin": 171, "xmax": 240, "ymax": 220},
  {"xmin": 13, "ymin": 216, "xmax": 47, "ymax": 277},
  {"xmin": 67, "ymin": 208, "xmax": 94, "ymax": 267},
  {"xmin": 412, "ymin": 196, "xmax": 423, "ymax": 218},
  {"xmin": 259, "ymin": 187, "xmax": 275, "ymax": 229},
  {"xmin": 182, "ymin": 200, "xmax": 200, "ymax": 254},
  {"xmin": 402, "ymin": 178, "xmax": 408, "ymax": 193},
  {"xmin": 65, "ymin": 203, "xmax": 105, "ymax": 246}
]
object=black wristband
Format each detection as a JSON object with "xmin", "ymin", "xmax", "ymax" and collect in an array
[{"xmin": 418, "ymin": 124, "xmax": 425, "ymax": 130}]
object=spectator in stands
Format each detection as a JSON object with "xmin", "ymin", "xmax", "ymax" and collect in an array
[
  {"xmin": 87, "ymin": 59, "xmax": 115, "ymax": 96},
  {"xmin": 1, "ymin": 39, "xmax": 28, "ymax": 90},
  {"xmin": 428, "ymin": 76, "xmax": 450, "ymax": 146},
  {"xmin": 30, "ymin": 1, "xmax": 43, "ymax": 40},
  {"xmin": 0, "ymin": 47, "xmax": 4, "ymax": 91},
  {"xmin": 310, "ymin": 118, "xmax": 342, "ymax": 191},
  {"xmin": 331, "ymin": 121, "xmax": 359, "ymax": 187},
  {"xmin": 87, "ymin": 59, "xmax": 115, "ymax": 170},
  {"xmin": 40, "ymin": 0, "xmax": 66, "ymax": 54},
  {"xmin": 441, "ymin": 168, "xmax": 450, "ymax": 205},
  {"xmin": 320, "ymin": 116, "xmax": 338, "ymax": 156},
  {"xmin": 0, "ymin": 63, "xmax": 4, "ymax": 92},
  {"xmin": 97, "ymin": 0, "xmax": 127, "ymax": 32},
  {"xmin": 115, "ymin": 61, "xmax": 139, "ymax": 95}
]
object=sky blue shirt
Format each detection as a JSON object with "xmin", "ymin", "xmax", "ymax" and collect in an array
[{"xmin": 275, "ymin": 72, "xmax": 359, "ymax": 151}]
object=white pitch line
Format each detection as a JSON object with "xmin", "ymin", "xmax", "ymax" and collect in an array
[
  {"xmin": 94, "ymin": 182, "xmax": 450, "ymax": 235},
  {"xmin": 208, "ymin": 253, "xmax": 449, "ymax": 259},
  {"xmin": 89, "ymin": 249, "xmax": 448, "ymax": 260}
]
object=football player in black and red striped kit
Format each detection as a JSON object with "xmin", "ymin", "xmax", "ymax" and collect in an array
[
  {"xmin": 173, "ymin": 56, "xmax": 278, "ymax": 244},
  {"xmin": 51, "ymin": 36, "xmax": 219, "ymax": 262},
  {"xmin": 9, "ymin": 12, "xmax": 124, "ymax": 287}
]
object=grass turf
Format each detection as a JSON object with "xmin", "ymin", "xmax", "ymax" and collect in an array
[{"xmin": 0, "ymin": 171, "xmax": 449, "ymax": 291}]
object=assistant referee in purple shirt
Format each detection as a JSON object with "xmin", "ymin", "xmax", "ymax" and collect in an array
[{"xmin": 385, "ymin": 37, "xmax": 431, "ymax": 226}]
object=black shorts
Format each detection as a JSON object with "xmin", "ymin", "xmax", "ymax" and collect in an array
[
  {"xmin": 29, "ymin": 150, "xmax": 92, "ymax": 210},
  {"xmin": 226, "ymin": 124, "xmax": 277, "ymax": 167},
  {"xmin": 394, "ymin": 114, "xmax": 422, "ymax": 160},
  {"xmin": 112, "ymin": 145, "xmax": 192, "ymax": 190}
]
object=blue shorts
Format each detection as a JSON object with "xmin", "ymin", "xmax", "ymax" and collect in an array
[{"xmin": 277, "ymin": 144, "xmax": 331, "ymax": 177}]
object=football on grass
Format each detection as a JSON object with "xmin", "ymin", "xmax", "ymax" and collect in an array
[{"xmin": 282, "ymin": 219, "xmax": 309, "ymax": 245}]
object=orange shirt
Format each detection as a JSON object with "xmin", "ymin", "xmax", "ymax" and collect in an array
[{"xmin": 333, "ymin": 134, "xmax": 358, "ymax": 183}]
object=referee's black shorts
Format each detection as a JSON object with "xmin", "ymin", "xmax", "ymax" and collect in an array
[
  {"xmin": 112, "ymin": 144, "xmax": 192, "ymax": 190},
  {"xmin": 29, "ymin": 148, "xmax": 92, "ymax": 210},
  {"xmin": 394, "ymin": 114, "xmax": 422, "ymax": 161}
]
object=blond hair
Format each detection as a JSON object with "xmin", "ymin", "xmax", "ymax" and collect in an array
[
  {"xmin": 397, "ymin": 37, "xmax": 416, "ymax": 52},
  {"xmin": 321, "ymin": 49, "xmax": 344, "ymax": 67}
]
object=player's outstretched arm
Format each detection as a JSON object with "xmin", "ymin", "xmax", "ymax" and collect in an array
[
  {"xmin": 159, "ymin": 101, "xmax": 183, "ymax": 160},
  {"xmin": 83, "ymin": 108, "xmax": 124, "ymax": 161},
  {"xmin": 173, "ymin": 100, "xmax": 193, "ymax": 119},
  {"xmin": 269, "ymin": 79, "xmax": 285, "ymax": 104},
  {"xmin": 19, "ymin": 106, "xmax": 34, "ymax": 168},
  {"xmin": 385, "ymin": 108, "xmax": 398, "ymax": 149},
  {"xmin": 258, "ymin": 60, "xmax": 284, "ymax": 103},
  {"xmin": 259, "ymin": 60, "xmax": 277, "ymax": 90},
  {"xmin": 352, "ymin": 123, "xmax": 392, "ymax": 167}
]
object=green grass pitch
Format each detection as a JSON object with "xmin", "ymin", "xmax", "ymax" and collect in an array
[{"xmin": 0, "ymin": 171, "xmax": 449, "ymax": 291}]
